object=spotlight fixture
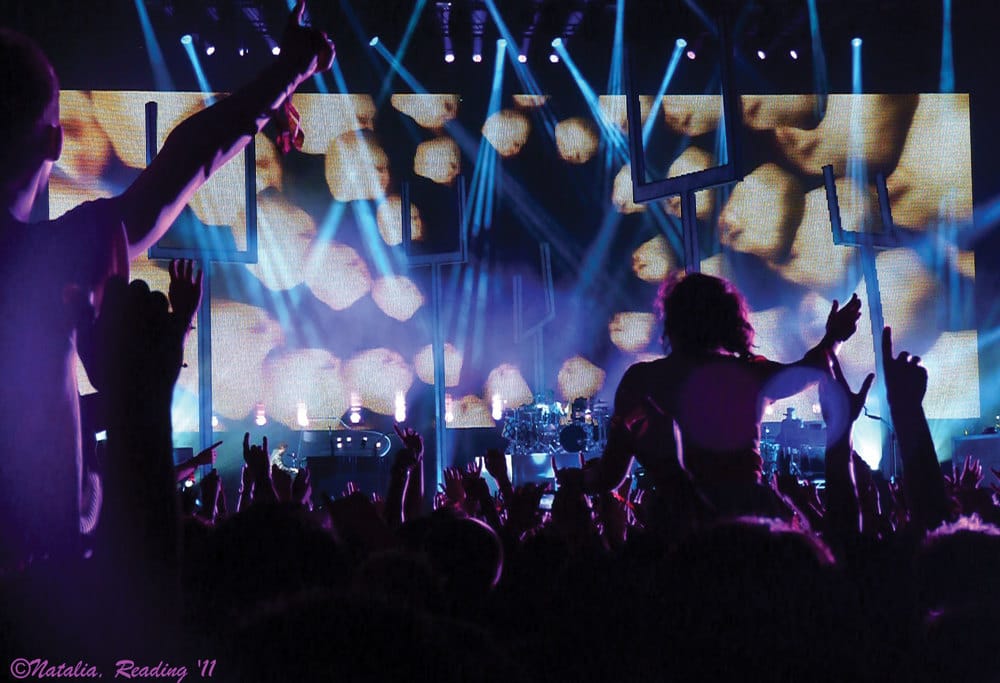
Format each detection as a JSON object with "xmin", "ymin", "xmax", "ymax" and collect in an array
[
  {"xmin": 471, "ymin": 1, "xmax": 486, "ymax": 66},
  {"xmin": 756, "ymin": 49, "xmax": 766, "ymax": 60},
  {"xmin": 435, "ymin": 1, "xmax": 454, "ymax": 65},
  {"xmin": 180, "ymin": 33, "xmax": 193, "ymax": 45},
  {"xmin": 676, "ymin": 37, "xmax": 687, "ymax": 48},
  {"xmin": 271, "ymin": 45, "xmax": 281, "ymax": 56},
  {"xmin": 789, "ymin": 49, "xmax": 798, "ymax": 60},
  {"xmin": 238, "ymin": 46, "xmax": 248, "ymax": 57},
  {"xmin": 443, "ymin": 34, "xmax": 455, "ymax": 62},
  {"xmin": 518, "ymin": 0, "xmax": 544, "ymax": 66},
  {"xmin": 205, "ymin": 44, "xmax": 216, "ymax": 56},
  {"xmin": 556, "ymin": 0, "xmax": 589, "ymax": 51},
  {"xmin": 369, "ymin": 36, "xmax": 379, "ymax": 47},
  {"xmin": 686, "ymin": 49, "xmax": 696, "ymax": 60},
  {"xmin": 549, "ymin": 53, "xmax": 559, "ymax": 63},
  {"xmin": 395, "ymin": 391, "xmax": 407, "ymax": 423},
  {"xmin": 551, "ymin": 37, "xmax": 562, "ymax": 48},
  {"xmin": 349, "ymin": 393, "xmax": 362, "ymax": 425},
  {"xmin": 851, "ymin": 37, "xmax": 862, "ymax": 47}
]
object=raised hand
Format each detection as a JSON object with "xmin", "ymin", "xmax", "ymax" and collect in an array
[
  {"xmin": 243, "ymin": 432, "xmax": 269, "ymax": 475},
  {"xmin": 483, "ymin": 448, "xmax": 509, "ymax": 483},
  {"xmin": 441, "ymin": 467, "xmax": 466, "ymax": 505},
  {"xmin": 278, "ymin": 0, "xmax": 336, "ymax": 79},
  {"xmin": 323, "ymin": 489, "xmax": 395, "ymax": 553},
  {"xmin": 193, "ymin": 440, "xmax": 222, "ymax": 468},
  {"xmin": 881, "ymin": 326, "xmax": 928, "ymax": 406},
  {"xmin": 881, "ymin": 326, "xmax": 948, "ymax": 531},
  {"xmin": 243, "ymin": 432, "xmax": 275, "ymax": 502},
  {"xmin": 946, "ymin": 457, "xmax": 983, "ymax": 493},
  {"xmin": 95, "ymin": 277, "xmax": 187, "ymax": 400},
  {"xmin": 393, "ymin": 424, "xmax": 424, "ymax": 461},
  {"xmin": 462, "ymin": 458, "xmax": 489, "ymax": 498},
  {"xmin": 819, "ymin": 349, "xmax": 875, "ymax": 442},
  {"xmin": 167, "ymin": 258, "xmax": 203, "ymax": 331},
  {"xmin": 824, "ymin": 293, "xmax": 862, "ymax": 344}
]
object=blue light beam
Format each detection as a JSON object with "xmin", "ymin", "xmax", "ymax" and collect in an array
[
  {"xmin": 806, "ymin": 0, "xmax": 829, "ymax": 119},
  {"xmin": 552, "ymin": 39, "xmax": 628, "ymax": 162},
  {"xmin": 642, "ymin": 38, "xmax": 687, "ymax": 148},
  {"xmin": 181, "ymin": 40, "xmax": 216, "ymax": 106},
  {"xmin": 940, "ymin": 0, "xmax": 954, "ymax": 92},
  {"xmin": 133, "ymin": 0, "xmax": 175, "ymax": 90}
]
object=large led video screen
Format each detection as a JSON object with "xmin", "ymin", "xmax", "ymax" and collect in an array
[{"xmin": 55, "ymin": 89, "xmax": 976, "ymax": 466}]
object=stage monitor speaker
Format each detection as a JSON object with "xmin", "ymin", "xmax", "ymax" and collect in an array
[{"xmin": 952, "ymin": 434, "xmax": 1000, "ymax": 489}]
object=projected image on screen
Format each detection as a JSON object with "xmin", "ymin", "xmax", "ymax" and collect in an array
[{"xmin": 53, "ymin": 89, "xmax": 976, "ymax": 468}]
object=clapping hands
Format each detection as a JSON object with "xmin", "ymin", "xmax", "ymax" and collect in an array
[{"xmin": 824, "ymin": 293, "xmax": 862, "ymax": 344}]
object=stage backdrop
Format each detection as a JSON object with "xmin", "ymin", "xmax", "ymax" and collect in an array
[{"xmin": 55, "ymin": 89, "xmax": 976, "ymax": 468}]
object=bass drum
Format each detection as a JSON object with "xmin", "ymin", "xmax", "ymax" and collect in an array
[{"xmin": 558, "ymin": 424, "xmax": 589, "ymax": 453}]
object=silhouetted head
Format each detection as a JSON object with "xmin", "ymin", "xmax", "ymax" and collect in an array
[
  {"xmin": 917, "ymin": 516, "xmax": 1000, "ymax": 615},
  {"xmin": 0, "ymin": 29, "xmax": 62, "ymax": 218},
  {"xmin": 657, "ymin": 272, "xmax": 754, "ymax": 357}
]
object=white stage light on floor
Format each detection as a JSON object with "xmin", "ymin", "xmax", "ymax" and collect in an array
[
  {"xmin": 395, "ymin": 390, "xmax": 407, "ymax": 423},
  {"xmin": 491, "ymin": 394, "xmax": 504, "ymax": 421}
]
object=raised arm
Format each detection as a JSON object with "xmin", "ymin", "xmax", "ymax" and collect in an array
[
  {"xmin": 881, "ymin": 326, "xmax": 951, "ymax": 532},
  {"xmin": 819, "ymin": 349, "xmax": 874, "ymax": 541},
  {"xmin": 117, "ymin": 1, "xmax": 334, "ymax": 257},
  {"xmin": 767, "ymin": 294, "xmax": 862, "ymax": 400}
]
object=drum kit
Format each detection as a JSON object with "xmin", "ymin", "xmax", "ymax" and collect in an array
[
  {"xmin": 502, "ymin": 395, "xmax": 610, "ymax": 457},
  {"xmin": 760, "ymin": 407, "xmax": 827, "ymax": 479}
]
